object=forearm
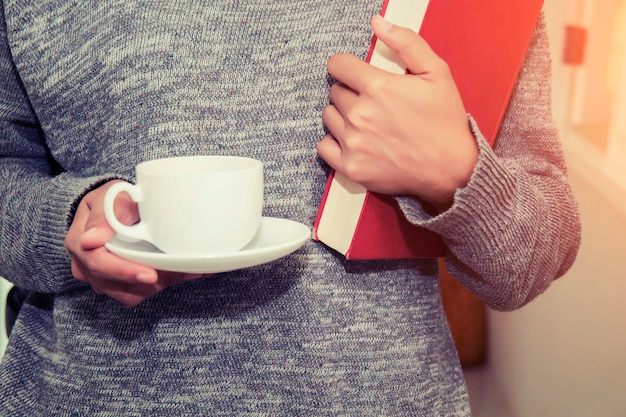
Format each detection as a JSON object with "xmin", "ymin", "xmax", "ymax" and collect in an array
[
  {"xmin": 0, "ymin": 11, "xmax": 82, "ymax": 292},
  {"xmin": 0, "ymin": 156, "xmax": 111, "ymax": 292},
  {"xmin": 427, "ymin": 124, "xmax": 579, "ymax": 311},
  {"xmin": 398, "ymin": 15, "xmax": 581, "ymax": 310}
]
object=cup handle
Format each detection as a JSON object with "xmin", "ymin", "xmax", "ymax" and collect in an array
[{"xmin": 103, "ymin": 181, "xmax": 151, "ymax": 243}]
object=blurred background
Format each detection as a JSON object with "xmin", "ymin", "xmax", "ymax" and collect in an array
[
  {"xmin": 466, "ymin": 1, "xmax": 626, "ymax": 416},
  {"xmin": 1, "ymin": 0, "xmax": 625, "ymax": 415}
]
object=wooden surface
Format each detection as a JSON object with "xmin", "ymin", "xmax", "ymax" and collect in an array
[{"xmin": 439, "ymin": 259, "xmax": 487, "ymax": 368}]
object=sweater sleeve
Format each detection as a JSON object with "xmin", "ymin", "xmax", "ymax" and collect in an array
[
  {"xmin": 0, "ymin": 7, "xmax": 114, "ymax": 293},
  {"xmin": 397, "ymin": 14, "xmax": 581, "ymax": 311}
]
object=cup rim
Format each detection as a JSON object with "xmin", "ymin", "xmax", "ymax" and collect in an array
[{"xmin": 136, "ymin": 155, "xmax": 262, "ymax": 176}]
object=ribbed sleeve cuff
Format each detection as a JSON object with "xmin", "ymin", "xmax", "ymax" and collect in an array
[
  {"xmin": 397, "ymin": 117, "xmax": 518, "ymax": 251},
  {"xmin": 31, "ymin": 174, "xmax": 127, "ymax": 293}
]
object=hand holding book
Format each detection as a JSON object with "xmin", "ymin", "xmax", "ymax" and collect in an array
[
  {"xmin": 313, "ymin": 0, "xmax": 544, "ymax": 260},
  {"xmin": 317, "ymin": 15, "xmax": 478, "ymax": 213}
]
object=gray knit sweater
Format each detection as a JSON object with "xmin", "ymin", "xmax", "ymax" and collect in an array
[{"xmin": 0, "ymin": 1, "xmax": 580, "ymax": 416}]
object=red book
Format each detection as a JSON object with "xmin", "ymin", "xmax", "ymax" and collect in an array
[{"xmin": 314, "ymin": 0, "xmax": 545, "ymax": 260}]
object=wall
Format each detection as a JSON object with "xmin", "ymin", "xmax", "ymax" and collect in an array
[
  {"xmin": 466, "ymin": 2, "xmax": 626, "ymax": 416},
  {"xmin": 481, "ymin": 165, "xmax": 626, "ymax": 417}
]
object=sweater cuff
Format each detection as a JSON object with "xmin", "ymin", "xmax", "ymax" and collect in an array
[
  {"xmin": 33, "ymin": 174, "xmax": 127, "ymax": 292},
  {"xmin": 397, "ymin": 116, "xmax": 516, "ymax": 250}
]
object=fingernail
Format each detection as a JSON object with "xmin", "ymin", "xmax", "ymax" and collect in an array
[
  {"xmin": 82, "ymin": 227, "xmax": 100, "ymax": 239},
  {"xmin": 373, "ymin": 14, "xmax": 393, "ymax": 31},
  {"xmin": 136, "ymin": 271, "xmax": 156, "ymax": 283}
]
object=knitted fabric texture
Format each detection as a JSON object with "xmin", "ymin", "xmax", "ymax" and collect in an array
[{"xmin": 0, "ymin": 1, "xmax": 580, "ymax": 415}]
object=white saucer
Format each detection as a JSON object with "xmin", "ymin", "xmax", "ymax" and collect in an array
[{"xmin": 105, "ymin": 217, "xmax": 311, "ymax": 274}]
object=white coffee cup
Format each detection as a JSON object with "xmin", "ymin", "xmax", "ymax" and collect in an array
[{"xmin": 103, "ymin": 155, "xmax": 263, "ymax": 255}]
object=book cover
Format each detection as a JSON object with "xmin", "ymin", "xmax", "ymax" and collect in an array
[{"xmin": 314, "ymin": 0, "xmax": 545, "ymax": 260}]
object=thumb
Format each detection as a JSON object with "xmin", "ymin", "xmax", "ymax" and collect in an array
[
  {"xmin": 81, "ymin": 181, "xmax": 137, "ymax": 248},
  {"xmin": 371, "ymin": 14, "xmax": 442, "ymax": 76},
  {"xmin": 79, "ymin": 226, "xmax": 114, "ymax": 249}
]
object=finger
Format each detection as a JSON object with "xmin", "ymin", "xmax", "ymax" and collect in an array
[
  {"xmin": 87, "ymin": 185, "xmax": 138, "ymax": 232},
  {"xmin": 322, "ymin": 105, "xmax": 345, "ymax": 142},
  {"xmin": 74, "ymin": 245, "xmax": 158, "ymax": 285},
  {"xmin": 71, "ymin": 224, "xmax": 158, "ymax": 287},
  {"xmin": 79, "ymin": 226, "xmax": 114, "ymax": 250},
  {"xmin": 83, "ymin": 197, "xmax": 109, "ymax": 230},
  {"xmin": 327, "ymin": 53, "xmax": 383, "ymax": 93},
  {"xmin": 316, "ymin": 134, "xmax": 343, "ymax": 171},
  {"xmin": 328, "ymin": 83, "xmax": 359, "ymax": 116},
  {"xmin": 371, "ymin": 14, "xmax": 444, "ymax": 77}
]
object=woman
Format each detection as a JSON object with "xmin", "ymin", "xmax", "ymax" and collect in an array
[{"xmin": 0, "ymin": 1, "xmax": 580, "ymax": 415}]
